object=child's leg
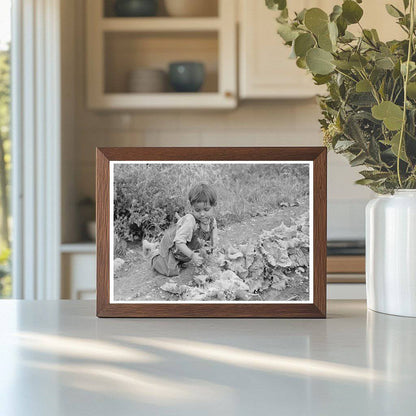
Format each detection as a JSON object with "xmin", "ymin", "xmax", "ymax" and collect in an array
[{"xmin": 151, "ymin": 252, "xmax": 181, "ymax": 277}]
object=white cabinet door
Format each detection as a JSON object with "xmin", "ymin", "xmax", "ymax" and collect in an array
[
  {"xmin": 62, "ymin": 253, "xmax": 96, "ymax": 300},
  {"xmin": 239, "ymin": 0, "xmax": 322, "ymax": 99},
  {"xmin": 238, "ymin": 0, "xmax": 404, "ymax": 99}
]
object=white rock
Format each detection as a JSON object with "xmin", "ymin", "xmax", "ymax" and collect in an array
[{"xmin": 114, "ymin": 258, "xmax": 125, "ymax": 272}]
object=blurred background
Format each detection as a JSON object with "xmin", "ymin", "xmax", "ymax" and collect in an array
[{"xmin": 2, "ymin": 0, "xmax": 404, "ymax": 300}]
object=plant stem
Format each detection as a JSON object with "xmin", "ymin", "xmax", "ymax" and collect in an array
[
  {"xmin": 358, "ymin": 22, "xmax": 378, "ymax": 49},
  {"xmin": 390, "ymin": 79, "xmax": 397, "ymax": 101},
  {"xmin": 397, "ymin": 0, "xmax": 415, "ymax": 188},
  {"xmin": 334, "ymin": 68, "xmax": 357, "ymax": 83},
  {"xmin": 358, "ymin": 69, "xmax": 380, "ymax": 104}
]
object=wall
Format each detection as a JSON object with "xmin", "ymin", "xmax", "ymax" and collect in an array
[{"xmin": 61, "ymin": 0, "xmax": 374, "ymax": 243}]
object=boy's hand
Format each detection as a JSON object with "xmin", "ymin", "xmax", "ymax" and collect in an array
[{"xmin": 191, "ymin": 252, "xmax": 203, "ymax": 266}]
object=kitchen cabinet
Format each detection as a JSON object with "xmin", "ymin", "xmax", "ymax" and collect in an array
[
  {"xmin": 239, "ymin": 0, "xmax": 325, "ymax": 99},
  {"xmin": 238, "ymin": 0, "xmax": 405, "ymax": 99},
  {"xmin": 61, "ymin": 244, "xmax": 96, "ymax": 300},
  {"xmin": 86, "ymin": 0, "xmax": 237, "ymax": 109}
]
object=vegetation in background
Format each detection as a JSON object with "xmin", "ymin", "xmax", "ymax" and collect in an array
[
  {"xmin": 113, "ymin": 163, "xmax": 309, "ymax": 245},
  {"xmin": 267, "ymin": 0, "xmax": 416, "ymax": 193},
  {"xmin": 0, "ymin": 45, "xmax": 11, "ymax": 298}
]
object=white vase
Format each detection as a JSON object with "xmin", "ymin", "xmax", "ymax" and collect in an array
[{"xmin": 366, "ymin": 190, "xmax": 416, "ymax": 317}]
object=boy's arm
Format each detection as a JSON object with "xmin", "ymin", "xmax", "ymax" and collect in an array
[
  {"xmin": 173, "ymin": 214, "xmax": 200, "ymax": 262},
  {"xmin": 175, "ymin": 242, "xmax": 202, "ymax": 265},
  {"xmin": 175, "ymin": 242, "xmax": 195, "ymax": 259}
]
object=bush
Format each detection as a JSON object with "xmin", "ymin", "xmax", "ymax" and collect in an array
[{"xmin": 113, "ymin": 163, "xmax": 309, "ymax": 242}]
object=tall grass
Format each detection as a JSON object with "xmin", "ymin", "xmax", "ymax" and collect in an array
[{"xmin": 113, "ymin": 163, "xmax": 309, "ymax": 242}]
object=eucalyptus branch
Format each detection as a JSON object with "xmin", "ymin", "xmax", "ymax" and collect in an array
[
  {"xmin": 334, "ymin": 67, "xmax": 360, "ymax": 83},
  {"xmin": 358, "ymin": 22, "xmax": 378, "ymax": 49},
  {"xmin": 393, "ymin": 85, "xmax": 404, "ymax": 103},
  {"xmin": 390, "ymin": 78, "xmax": 398, "ymax": 101},
  {"xmin": 397, "ymin": 0, "xmax": 415, "ymax": 188},
  {"xmin": 358, "ymin": 69, "xmax": 381, "ymax": 104},
  {"xmin": 267, "ymin": 0, "xmax": 416, "ymax": 192}
]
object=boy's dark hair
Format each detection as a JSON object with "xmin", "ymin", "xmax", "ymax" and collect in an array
[{"xmin": 188, "ymin": 183, "xmax": 217, "ymax": 207}]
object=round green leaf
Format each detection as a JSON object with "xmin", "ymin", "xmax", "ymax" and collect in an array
[
  {"xmin": 328, "ymin": 21, "xmax": 338, "ymax": 43},
  {"xmin": 382, "ymin": 133, "xmax": 409, "ymax": 162},
  {"xmin": 294, "ymin": 33, "xmax": 315, "ymax": 57},
  {"xmin": 296, "ymin": 8, "xmax": 307, "ymax": 22},
  {"xmin": 385, "ymin": 4, "xmax": 403, "ymax": 18},
  {"xmin": 375, "ymin": 56, "xmax": 395, "ymax": 70},
  {"xmin": 350, "ymin": 53, "xmax": 368, "ymax": 69},
  {"xmin": 266, "ymin": 0, "xmax": 287, "ymax": 11},
  {"xmin": 306, "ymin": 48, "xmax": 335, "ymax": 75},
  {"xmin": 356, "ymin": 79, "xmax": 372, "ymax": 92},
  {"xmin": 318, "ymin": 32, "xmax": 333, "ymax": 52},
  {"xmin": 277, "ymin": 23, "xmax": 299, "ymax": 42},
  {"xmin": 336, "ymin": 15, "xmax": 348, "ymax": 36},
  {"xmin": 313, "ymin": 74, "xmax": 332, "ymax": 85},
  {"xmin": 407, "ymin": 82, "xmax": 416, "ymax": 99},
  {"xmin": 296, "ymin": 57, "xmax": 307, "ymax": 69},
  {"xmin": 330, "ymin": 5, "xmax": 343, "ymax": 22},
  {"xmin": 371, "ymin": 101, "xmax": 403, "ymax": 130},
  {"xmin": 342, "ymin": 0, "xmax": 363, "ymax": 24},
  {"xmin": 401, "ymin": 61, "xmax": 416, "ymax": 77},
  {"xmin": 317, "ymin": 22, "xmax": 338, "ymax": 52},
  {"xmin": 304, "ymin": 8, "xmax": 329, "ymax": 35},
  {"xmin": 371, "ymin": 29, "xmax": 380, "ymax": 42},
  {"xmin": 333, "ymin": 59, "xmax": 353, "ymax": 70}
]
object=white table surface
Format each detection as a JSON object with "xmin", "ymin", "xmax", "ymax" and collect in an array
[{"xmin": 0, "ymin": 300, "xmax": 415, "ymax": 416}]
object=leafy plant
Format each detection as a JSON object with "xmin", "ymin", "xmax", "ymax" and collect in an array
[
  {"xmin": 113, "ymin": 163, "xmax": 309, "ymax": 242},
  {"xmin": 267, "ymin": 0, "xmax": 416, "ymax": 193},
  {"xmin": 160, "ymin": 213, "xmax": 310, "ymax": 301}
]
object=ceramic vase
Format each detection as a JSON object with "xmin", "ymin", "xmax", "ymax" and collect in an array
[{"xmin": 366, "ymin": 190, "xmax": 416, "ymax": 317}]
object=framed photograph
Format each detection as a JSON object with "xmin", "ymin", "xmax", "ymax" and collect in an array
[{"xmin": 96, "ymin": 147, "xmax": 327, "ymax": 318}]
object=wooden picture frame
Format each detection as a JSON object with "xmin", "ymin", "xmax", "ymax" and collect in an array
[{"xmin": 96, "ymin": 147, "xmax": 327, "ymax": 318}]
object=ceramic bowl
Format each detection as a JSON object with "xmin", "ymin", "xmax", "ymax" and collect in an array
[
  {"xmin": 114, "ymin": 0, "xmax": 158, "ymax": 17},
  {"xmin": 168, "ymin": 62, "xmax": 205, "ymax": 92}
]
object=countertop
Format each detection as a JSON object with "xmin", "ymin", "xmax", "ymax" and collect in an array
[{"xmin": 0, "ymin": 300, "xmax": 415, "ymax": 415}]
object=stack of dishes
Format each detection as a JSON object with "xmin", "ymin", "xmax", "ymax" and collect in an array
[{"xmin": 127, "ymin": 68, "xmax": 167, "ymax": 93}]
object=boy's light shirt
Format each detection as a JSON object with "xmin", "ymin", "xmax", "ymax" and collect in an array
[
  {"xmin": 173, "ymin": 214, "xmax": 218, "ymax": 245},
  {"xmin": 173, "ymin": 214, "xmax": 197, "ymax": 245}
]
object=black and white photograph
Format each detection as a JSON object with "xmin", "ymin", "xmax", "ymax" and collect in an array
[{"xmin": 110, "ymin": 161, "xmax": 313, "ymax": 303}]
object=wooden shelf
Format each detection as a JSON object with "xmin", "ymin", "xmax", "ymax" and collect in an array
[
  {"xmin": 327, "ymin": 256, "xmax": 365, "ymax": 274},
  {"xmin": 89, "ymin": 92, "xmax": 235, "ymax": 110},
  {"xmin": 101, "ymin": 17, "xmax": 221, "ymax": 32},
  {"xmin": 86, "ymin": 0, "xmax": 237, "ymax": 109},
  {"xmin": 61, "ymin": 242, "xmax": 96, "ymax": 253}
]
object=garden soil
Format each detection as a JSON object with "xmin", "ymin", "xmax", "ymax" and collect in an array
[{"xmin": 113, "ymin": 205, "xmax": 310, "ymax": 302}]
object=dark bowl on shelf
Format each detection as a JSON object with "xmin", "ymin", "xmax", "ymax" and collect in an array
[
  {"xmin": 168, "ymin": 62, "xmax": 205, "ymax": 92},
  {"xmin": 114, "ymin": 0, "xmax": 158, "ymax": 17}
]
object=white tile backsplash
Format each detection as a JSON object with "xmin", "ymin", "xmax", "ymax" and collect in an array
[
  {"xmin": 73, "ymin": 100, "xmax": 371, "ymax": 240},
  {"xmin": 328, "ymin": 199, "xmax": 368, "ymax": 240}
]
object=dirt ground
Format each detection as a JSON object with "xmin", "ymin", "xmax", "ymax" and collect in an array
[{"xmin": 113, "ymin": 205, "xmax": 310, "ymax": 302}]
